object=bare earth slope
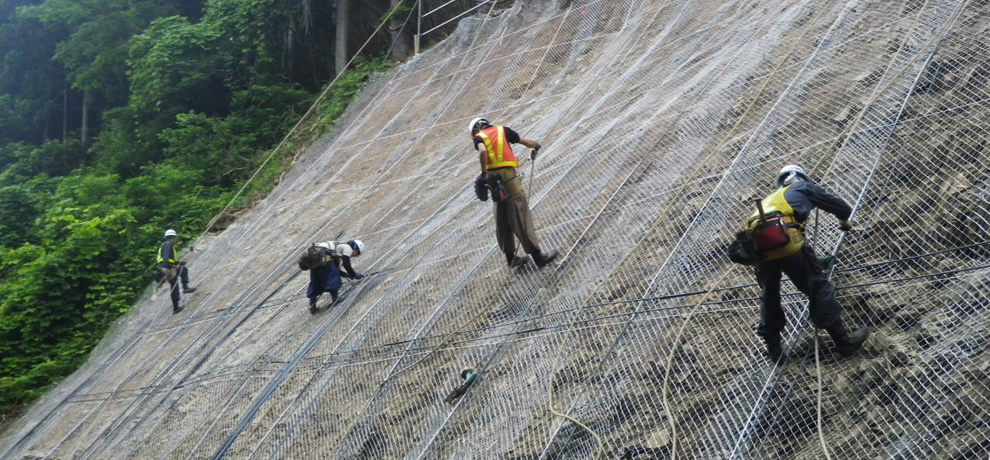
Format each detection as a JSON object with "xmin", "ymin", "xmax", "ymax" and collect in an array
[{"xmin": 2, "ymin": 1, "xmax": 988, "ymax": 458}]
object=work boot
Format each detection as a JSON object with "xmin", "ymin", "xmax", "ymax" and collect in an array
[
  {"xmin": 533, "ymin": 249, "xmax": 559, "ymax": 268},
  {"xmin": 763, "ymin": 334, "xmax": 783, "ymax": 362},
  {"xmin": 825, "ymin": 322, "xmax": 870, "ymax": 357},
  {"xmin": 183, "ymin": 286, "xmax": 197, "ymax": 294},
  {"xmin": 508, "ymin": 255, "xmax": 529, "ymax": 268}
]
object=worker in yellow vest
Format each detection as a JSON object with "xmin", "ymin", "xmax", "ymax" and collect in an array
[
  {"xmin": 742, "ymin": 165, "xmax": 868, "ymax": 361},
  {"xmin": 156, "ymin": 229, "xmax": 196, "ymax": 314},
  {"xmin": 470, "ymin": 117, "xmax": 558, "ymax": 269}
]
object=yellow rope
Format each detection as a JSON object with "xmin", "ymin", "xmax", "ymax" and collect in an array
[
  {"xmin": 325, "ymin": 1, "xmax": 519, "ymax": 454},
  {"xmin": 814, "ymin": 332, "xmax": 833, "ymax": 460},
  {"xmin": 805, "ymin": 2, "xmax": 959, "ymax": 458},
  {"xmin": 658, "ymin": 268, "xmax": 733, "ymax": 459},
  {"xmin": 538, "ymin": 1, "xmax": 837, "ymax": 453},
  {"xmin": 633, "ymin": 4, "xmax": 838, "ymax": 457}
]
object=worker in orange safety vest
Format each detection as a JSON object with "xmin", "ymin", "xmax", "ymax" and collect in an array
[{"xmin": 470, "ymin": 117, "xmax": 558, "ymax": 269}]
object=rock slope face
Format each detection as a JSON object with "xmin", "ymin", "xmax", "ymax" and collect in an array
[{"xmin": 2, "ymin": 1, "xmax": 988, "ymax": 458}]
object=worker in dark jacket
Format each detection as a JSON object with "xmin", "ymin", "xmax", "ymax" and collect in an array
[
  {"xmin": 301, "ymin": 239, "xmax": 365, "ymax": 313},
  {"xmin": 157, "ymin": 229, "xmax": 196, "ymax": 314},
  {"xmin": 470, "ymin": 117, "xmax": 558, "ymax": 269},
  {"xmin": 744, "ymin": 165, "xmax": 868, "ymax": 361}
]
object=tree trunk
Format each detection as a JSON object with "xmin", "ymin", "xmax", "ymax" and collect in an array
[
  {"xmin": 62, "ymin": 80, "xmax": 68, "ymax": 141},
  {"xmin": 389, "ymin": 0, "xmax": 412, "ymax": 61},
  {"xmin": 81, "ymin": 89, "xmax": 89, "ymax": 145},
  {"xmin": 335, "ymin": 0, "xmax": 349, "ymax": 76}
]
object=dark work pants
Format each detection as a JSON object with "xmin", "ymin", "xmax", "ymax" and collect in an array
[
  {"xmin": 488, "ymin": 168, "xmax": 542, "ymax": 263},
  {"xmin": 308, "ymin": 262, "xmax": 342, "ymax": 301},
  {"xmin": 755, "ymin": 244, "xmax": 842, "ymax": 338},
  {"xmin": 167, "ymin": 265, "xmax": 191, "ymax": 309}
]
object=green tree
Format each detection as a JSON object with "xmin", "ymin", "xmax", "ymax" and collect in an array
[{"xmin": 0, "ymin": 0, "xmax": 69, "ymax": 144}]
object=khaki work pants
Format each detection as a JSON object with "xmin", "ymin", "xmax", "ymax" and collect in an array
[{"xmin": 487, "ymin": 167, "xmax": 542, "ymax": 263}]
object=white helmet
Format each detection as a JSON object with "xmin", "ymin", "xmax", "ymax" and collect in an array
[
  {"xmin": 164, "ymin": 229, "xmax": 178, "ymax": 238},
  {"xmin": 775, "ymin": 164, "xmax": 809, "ymax": 188},
  {"xmin": 349, "ymin": 239, "xmax": 365, "ymax": 256},
  {"xmin": 468, "ymin": 117, "xmax": 490, "ymax": 136}
]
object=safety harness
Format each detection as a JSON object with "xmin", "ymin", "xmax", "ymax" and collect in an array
[{"xmin": 746, "ymin": 185, "xmax": 805, "ymax": 261}]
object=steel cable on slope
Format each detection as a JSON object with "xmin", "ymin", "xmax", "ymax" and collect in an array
[
  {"xmin": 313, "ymin": 0, "xmax": 627, "ymax": 450},
  {"xmin": 17, "ymin": 2, "xmax": 986, "ymax": 459},
  {"xmin": 76, "ymin": 1, "xmax": 426, "ymax": 454},
  {"xmin": 414, "ymin": 2, "xmax": 768, "ymax": 456},
  {"xmin": 242, "ymin": 189, "xmax": 498, "ymax": 458},
  {"xmin": 82, "ymin": 257, "xmax": 987, "ymax": 393},
  {"xmin": 79, "ymin": 112, "xmax": 389, "ymax": 456},
  {"xmin": 726, "ymin": 0, "xmax": 916, "ymax": 453},
  {"xmin": 534, "ymin": 1, "xmax": 838, "ymax": 456},
  {"xmin": 647, "ymin": 2, "xmax": 847, "ymax": 456},
  {"xmin": 307, "ymin": 3, "xmax": 549, "ymax": 455},
  {"xmin": 215, "ymin": 3, "xmax": 564, "ymax": 456},
  {"xmin": 543, "ymin": 7, "xmax": 828, "ymax": 456},
  {"xmin": 729, "ymin": 1, "xmax": 973, "ymax": 457},
  {"xmin": 75, "ymin": 266, "xmax": 303, "ymax": 459},
  {"xmin": 87, "ymin": 0, "xmax": 486, "ymax": 453},
  {"xmin": 201, "ymin": 139, "xmax": 483, "ymax": 458},
  {"xmin": 34, "ymin": 242, "xmax": 301, "ymax": 460},
  {"xmin": 174, "ymin": 255, "xmax": 990, "ymax": 373},
  {"xmin": 284, "ymin": 0, "xmax": 660, "ymax": 452},
  {"xmin": 799, "ymin": 1, "xmax": 968, "ymax": 457},
  {"xmin": 82, "ymin": 210, "xmax": 353, "ymax": 457}
]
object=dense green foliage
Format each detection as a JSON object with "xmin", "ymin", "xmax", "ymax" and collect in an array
[{"xmin": 0, "ymin": 0, "xmax": 397, "ymax": 419}]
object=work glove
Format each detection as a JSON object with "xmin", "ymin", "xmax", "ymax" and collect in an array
[
  {"xmin": 530, "ymin": 143, "xmax": 542, "ymax": 161},
  {"xmin": 474, "ymin": 174, "xmax": 489, "ymax": 202},
  {"xmin": 838, "ymin": 219, "xmax": 853, "ymax": 232},
  {"xmin": 352, "ymin": 272, "xmax": 365, "ymax": 280}
]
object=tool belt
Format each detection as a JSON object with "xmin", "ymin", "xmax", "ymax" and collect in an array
[
  {"xmin": 152, "ymin": 266, "xmax": 167, "ymax": 283},
  {"xmin": 728, "ymin": 230, "xmax": 760, "ymax": 266},
  {"xmin": 486, "ymin": 175, "xmax": 508, "ymax": 202},
  {"xmin": 752, "ymin": 212, "xmax": 804, "ymax": 261},
  {"xmin": 153, "ymin": 265, "xmax": 178, "ymax": 283},
  {"xmin": 485, "ymin": 168, "xmax": 522, "ymax": 203}
]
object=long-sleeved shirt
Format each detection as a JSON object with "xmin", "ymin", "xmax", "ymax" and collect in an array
[
  {"xmin": 158, "ymin": 240, "xmax": 177, "ymax": 267},
  {"xmin": 780, "ymin": 181, "xmax": 852, "ymax": 223},
  {"xmin": 318, "ymin": 241, "xmax": 358, "ymax": 278}
]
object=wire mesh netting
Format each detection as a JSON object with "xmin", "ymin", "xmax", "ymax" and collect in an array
[{"xmin": 2, "ymin": 0, "xmax": 989, "ymax": 458}]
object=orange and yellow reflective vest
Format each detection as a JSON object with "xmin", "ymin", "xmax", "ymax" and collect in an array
[{"xmin": 475, "ymin": 126, "xmax": 519, "ymax": 170}]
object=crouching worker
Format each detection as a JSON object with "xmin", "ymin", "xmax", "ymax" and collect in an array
[
  {"xmin": 298, "ymin": 239, "xmax": 365, "ymax": 313},
  {"xmin": 156, "ymin": 229, "xmax": 196, "ymax": 314},
  {"xmin": 729, "ymin": 165, "xmax": 868, "ymax": 361}
]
